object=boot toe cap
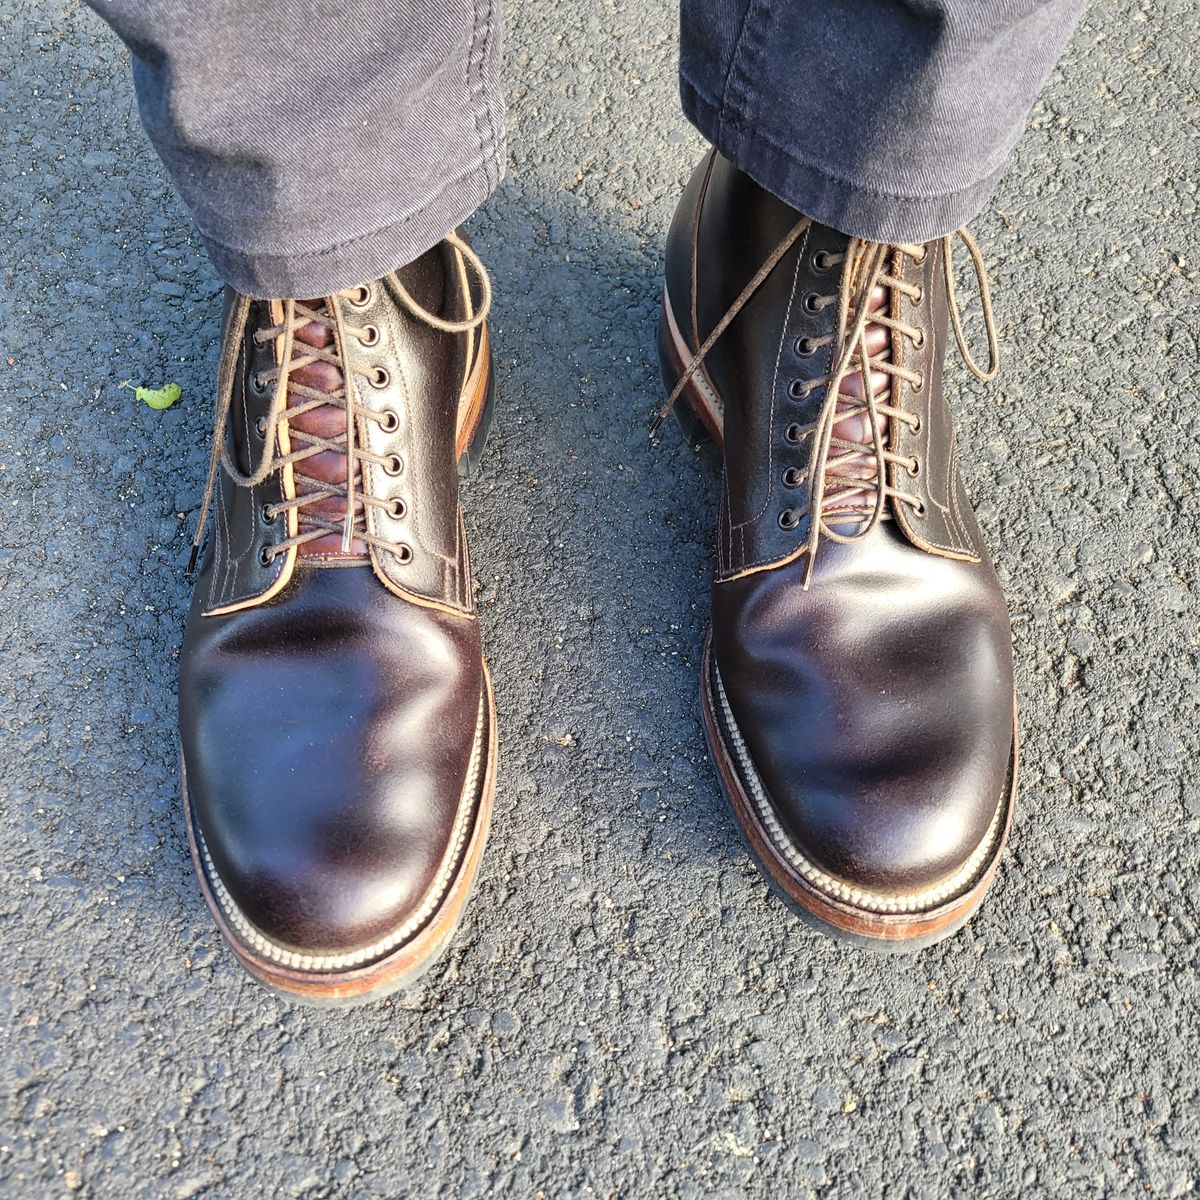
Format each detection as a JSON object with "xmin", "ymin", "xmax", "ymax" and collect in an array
[
  {"xmin": 179, "ymin": 569, "xmax": 487, "ymax": 967},
  {"xmin": 186, "ymin": 690, "xmax": 487, "ymax": 965},
  {"xmin": 712, "ymin": 538, "xmax": 1015, "ymax": 908}
]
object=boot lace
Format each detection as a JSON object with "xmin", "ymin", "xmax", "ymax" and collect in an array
[
  {"xmin": 189, "ymin": 232, "xmax": 490, "ymax": 573},
  {"xmin": 655, "ymin": 221, "xmax": 999, "ymax": 586}
]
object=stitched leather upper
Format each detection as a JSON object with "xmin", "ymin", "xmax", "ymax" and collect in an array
[{"xmin": 665, "ymin": 153, "xmax": 1015, "ymax": 900}]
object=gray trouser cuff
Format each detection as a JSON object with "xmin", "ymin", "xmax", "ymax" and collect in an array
[
  {"xmin": 679, "ymin": 0, "xmax": 1085, "ymax": 243},
  {"xmin": 199, "ymin": 153, "xmax": 505, "ymax": 298},
  {"xmin": 94, "ymin": 0, "xmax": 505, "ymax": 297},
  {"xmin": 681, "ymin": 76, "xmax": 1011, "ymax": 247}
]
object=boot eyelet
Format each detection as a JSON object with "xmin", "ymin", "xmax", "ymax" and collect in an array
[
  {"xmin": 370, "ymin": 366, "xmax": 390, "ymax": 389},
  {"xmin": 913, "ymin": 247, "xmax": 928, "ymax": 265},
  {"xmin": 910, "ymin": 416, "xmax": 923, "ymax": 434},
  {"xmin": 254, "ymin": 416, "xmax": 268, "ymax": 438},
  {"xmin": 348, "ymin": 285, "xmax": 372, "ymax": 308},
  {"xmin": 785, "ymin": 423, "xmax": 803, "ymax": 444},
  {"xmin": 782, "ymin": 466, "xmax": 803, "ymax": 489},
  {"xmin": 383, "ymin": 453, "xmax": 404, "ymax": 476},
  {"xmin": 378, "ymin": 408, "xmax": 400, "ymax": 433},
  {"xmin": 906, "ymin": 458, "xmax": 921, "ymax": 478},
  {"xmin": 794, "ymin": 337, "xmax": 816, "ymax": 358},
  {"xmin": 788, "ymin": 378, "xmax": 810, "ymax": 400},
  {"xmin": 251, "ymin": 372, "xmax": 267, "ymax": 394},
  {"xmin": 911, "ymin": 330, "xmax": 925, "ymax": 349},
  {"xmin": 261, "ymin": 503, "xmax": 277, "ymax": 524},
  {"xmin": 811, "ymin": 250, "xmax": 834, "ymax": 273},
  {"xmin": 803, "ymin": 292, "xmax": 823, "ymax": 314},
  {"xmin": 386, "ymin": 496, "xmax": 407, "ymax": 520},
  {"xmin": 359, "ymin": 324, "xmax": 380, "ymax": 347},
  {"xmin": 395, "ymin": 543, "xmax": 413, "ymax": 564},
  {"xmin": 259, "ymin": 546, "xmax": 274, "ymax": 567},
  {"xmin": 912, "ymin": 500, "xmax": 927, "ymax": 519},
  {"xmin": 911, "ymin": 374, "xmax": 925, "ymax": 394},
  {"xmin": 911, "ymin": 286, "xmax": 924, "ymax": 306},
  {"xmin": 778, "ymin": 509, "xmax": 800, "ymax": 531}
]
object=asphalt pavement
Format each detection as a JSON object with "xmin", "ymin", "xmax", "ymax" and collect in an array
[{"xmin": 1, "ymin": 0, "xmax": 1198, "ymax": 1196}]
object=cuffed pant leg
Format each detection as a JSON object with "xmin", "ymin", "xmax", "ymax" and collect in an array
[
  {"xmin": 680, "ymin": 0, "xmax": 1085, "ymax": 244},
  {"xmin": 84, "ymin": 0, "xmax": 505, "ymax": 297}
]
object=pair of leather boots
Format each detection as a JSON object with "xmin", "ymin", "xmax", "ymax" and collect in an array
[{"xmin": 179, "ymin": 154, "xmax": 1016, "ymax": 1004}]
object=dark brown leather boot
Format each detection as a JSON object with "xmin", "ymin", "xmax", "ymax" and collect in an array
[
  {"xmin": 179, "ymin": 233, "xmax": 497, "ymax": 1002},
  {"xmin": 660, "ymin": 153, "xmax": 1016, "ymax": 950}
]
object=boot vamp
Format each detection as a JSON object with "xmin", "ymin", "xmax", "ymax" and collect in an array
[
  {"xmin": 179, "ymin": 562, "xmax": 484, "ymax": 955},
  {"xmin": 712, "ymin": 521, "xmax": 1013, "ymax": 897}
]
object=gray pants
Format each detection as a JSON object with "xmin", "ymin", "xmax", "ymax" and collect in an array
[{"xmin": 87, "ymin": 1, "xmax": 1084, "ymax": 297}]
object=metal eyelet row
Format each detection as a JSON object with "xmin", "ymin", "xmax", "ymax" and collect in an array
[
  {"xmin": 344, "ymin": 297, "xmax": 412, "ymax": 561},
  {"xmin": 781, "ymin": 263, "xmax": 836, "ymax": 528},
  {"xmin": 779, "ymin": 421, "xmax": 807, "ymax": 530}
]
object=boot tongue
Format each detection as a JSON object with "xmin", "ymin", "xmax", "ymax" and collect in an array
[
  {"xmin": 820, "ymin": 282, "xmax": 892, "ymax": 519},
  {"xmin": 285, "ymin": 299, "xmax": 366, "ymax": 557}
]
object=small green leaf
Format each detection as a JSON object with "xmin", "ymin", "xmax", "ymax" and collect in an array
[{"xmin": 135, "ymin": 382, "xmax": 181, "ymax": 410}]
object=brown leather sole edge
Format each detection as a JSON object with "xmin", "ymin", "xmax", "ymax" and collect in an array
[
  {"xmin": 182, "ymin": 664, "xmax": 498, "ymax": 1006},
  {"xmin": 701, "ymin": 630, "xmax": 1016, "ymax": 950}
]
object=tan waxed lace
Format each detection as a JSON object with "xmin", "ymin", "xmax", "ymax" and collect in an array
[
  {"xmin": 654, "ymin": 225, "xmax": 999, "ymax": 586},
  {"xmin": 189, "ymin": 232, "xmax": 491, "ymax": 572}
]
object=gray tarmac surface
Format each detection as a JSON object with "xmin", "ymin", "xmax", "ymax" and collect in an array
[{"xmin": 1, "ymin": 1, "xmax": 1198, "ymax": 1196}]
